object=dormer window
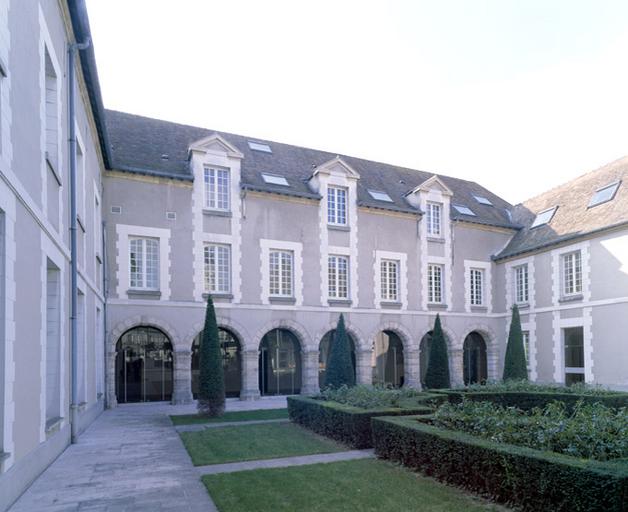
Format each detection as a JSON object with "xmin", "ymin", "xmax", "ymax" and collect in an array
[
  {"xmin": 327, "ymin": 186, "xmax": 347, "ymax": 225},
  {"xmin": 248, "ymin": 141, "xmax": 272, "ymax": 153},
  {"xmin": 588, "ymin": 181, "xmax": 620, "ymax": 208},
  {"xmin": 531, "ymin": 206, "xmax": 557, "ymax": 228},
  {"xmin": 368, "ymin": 189, "xmax": 393, "ymax": 202},
  {"xmin": 473, "ymin": 195, "xmax": 493, "ymax": 206},
  {"xmin": 453, "ymin": 204, "xmax": 476, "ymax": 216},
  {"xmin": 426, "ymin": 202, "xmax": 442, "ymax": 236},
  {"xmin": 204, "ymin": 166, "xmax": 230, "ymax": 211},
  {"xmin": 262, "ymin": 173, "xmax": 289, "ymax": 186}
]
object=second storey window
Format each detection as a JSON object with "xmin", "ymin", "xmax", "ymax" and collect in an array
[
  {"xmin": 327, "ymin": 186, "xmax": 347, "ymax": 225},
  {"xmin": 204, "ymin": 166, "xmax": 230, "ymax": 211},
  {"xmin": 428, "ymin": 264, "xmax": 443, "ymax": 303},
  {"xmin": 328, "ymin": 255, "xmax": 349, "ymax": 299},
  {"xmin": 269, "ymin": 250, "xmax": 293, "ymax": 297},
  {"xmin": 44, "ymin": 48, "xmax": 59, "ymax": 171},
  {"xmin": 129, "ymin": 237, "xmax": 159, "ymax": 290},
  {"xmin": 514, "ymin": 264, "xmax": 529, "ymax": 304},
  {"xmin": 204, "ymin": 244, "xmax": 231, "ymax": 294},
  {"xmin": 562, "ymin": 251, "xmax": 582, "ymax": 296},
  {"xmin": 426, "ymin": 202, "xmax": 442, "ymax": 236},
  {"xmin": 380, "ymin": 259, "xmax": 399, "ymax": 302},
  {"xmin": 470, "ymin": 268, "xmax": 484, "ymax": 306}
]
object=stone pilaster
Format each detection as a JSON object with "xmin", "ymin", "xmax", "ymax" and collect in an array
[
  {"xmin": 301, "ymin": 350, "xmax": 320, "ymax": 395},
  {"xmin": 172, "ymin": 350, "xmax": 193, "ymax": 404},
  {"xmin": 356, "ymin": 348, "xmax": 372, "ymax": 385},
  {"xmin": 106, "ymin": 351, "xmax": 117, "ymax": 408},
  {"xmin": 240, "ymin": 349, "xmax": 261, "ymax": 400},
  {"xmin": 403, "ymin": 349, "xmax": 421, "ymax": 389},
  {"xmin": 450, "ymin": 348, "xmax": 464, "ymax": 387}
]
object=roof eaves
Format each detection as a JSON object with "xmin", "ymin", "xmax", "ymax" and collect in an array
[
  {"xmin": 108, "ymin": 165, "xmax": 193, "ymax": 182},
  {"xmin": 241, "ymin": 183, "xmax": 321, "ymax": 200},
  {"xmin": 452, "ymin": 217, "xmax": 522, "ymax": 231},
  {"xmin": 357, "ymin": 201, "xmax": 421, "ymax": 216}
]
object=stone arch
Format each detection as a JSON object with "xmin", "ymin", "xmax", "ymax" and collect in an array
[
  {"xmin": 367, "ymin": 321, "xmax": 415, "ymax": 353},
  {"xmin": 253, "ymin": 319, "xmax": 312, "ymax": 353},
  {"xmin": 313, "ymin": 320, "xmax": 367, "ymax": 352},
  {"xmin": 109, "ymin": 315, "xmax": 181, "ymax": 351},
  {"xmin": 183, "ymin": 315, "xmax": 250, "ymax": 351},
  {"xmin": 460, "ymin": 323, "xmax": 499, "ymax": 382}
]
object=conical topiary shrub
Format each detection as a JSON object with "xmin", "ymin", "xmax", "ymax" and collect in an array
[
  {"xmin": 424, "ymin": 314, "xmax": 451, "ymax": 389},
  {"xmin": 197, "ymin": 295, "xmax": 225, "ymax": 417},
  {"xmin": 324, "ymin": 314, "xmax": 355, "ymax": 389},
  {"xmin": 503, "ymin": 304, "xmax": 528, "ymax": 381}
]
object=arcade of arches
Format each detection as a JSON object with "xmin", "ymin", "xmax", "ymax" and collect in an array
[{"xmin": 113, "ymin": 324, "xmax": 491, "ymax": 403}]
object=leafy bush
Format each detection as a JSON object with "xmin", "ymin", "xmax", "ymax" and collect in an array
[
  {"xmin": 432, "ymin": 399, "xmax": 628, "ymax": 461},
  {"xmin": 373, "ymin": 415, "xmax": 628, "ymax": 512},
  {"xmin": 317, "ymin": 384, "xmax": 438, "ymax": 409},
  {"xmin": 287, "ymin": 396, "xmax": 432, "ymax": 449},
  {"xmin": 462, "ymin": 379, "xmax": 618, "ymax": 395}
]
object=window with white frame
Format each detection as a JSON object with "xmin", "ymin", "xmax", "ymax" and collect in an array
[
  {"xmin": 380, "ymin": 259, "xmax": 399, "ymax": 302},
  {"xmin": 328, "ymin": 255, "xmax": 349, "ymax": 300},
  {"xmin": 522, "ymin": 330, "xmax": 530, "ymax": 366},
  {"xmin": 44, "ymin": 47, "xmax": 59, "ymax": 171},
  {"xmin": 204, "ymin": 243, "xmax": 231, "ymax": 294},
  {"xmin": 327, "ymin": 186, "xmax": 347, "ymax": 225},
  {"xmin": 269, "ymin": 250, "xmax": 293, "ymax": 297},
  {"xmin": 428, "ymin": 264, "xmax": 443, "ymax": 303},
  {"xmin": 203, "ymin": 166, "xmax": 230, "ymax": 211},
  {"xmin": 426, "ymin": 202, "xmax": 442, "ymax": 236},
  {"xmin": 564, "ymin": 327, "xmax": 584, "ymax": 385},
  {"xmin": 562, "ymin": 251, "xmax": 582, "ymax": 296},
  {"xmin": 470, "ymin": 268, "xmax": 484, "ymax": 306},
  {"xmin": 514, "ymin": 264, "xmax": 528, "ymax": 304},
  {"xmin": 129, "ymin": 237, "xmax": 159, "ymax": 290}
]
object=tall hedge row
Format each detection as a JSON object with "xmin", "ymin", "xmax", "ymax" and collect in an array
[{"xmin": 373, "ymin": 416, "xmax": 628, "ymax": 512}]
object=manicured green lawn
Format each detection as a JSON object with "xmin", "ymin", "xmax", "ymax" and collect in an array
[
  {"xmin": 202, "ymin": 459, "xmax": 508, "ymax": 512},
  {"xmin": 171, "ymin": 408, "xmax": 288, "ymax": 425},
  {"xmin": 180, "ymin": 422, "xmax": 345, "ymax": 466}
]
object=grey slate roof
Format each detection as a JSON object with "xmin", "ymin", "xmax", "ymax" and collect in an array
[
  {"xmin": 496, "ymin": 156, "xmax": 628, "ymax": 260},
  {"xmin": 104, "ymin": 110, "xmax": 517, "ymax": 228}
]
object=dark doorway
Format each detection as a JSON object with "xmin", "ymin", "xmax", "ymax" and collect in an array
[
  {"xmin": 373, "ymin": 330, "xmax": 404, "ymax": 387},
  {"xmin": 463, "ymin": 331, "xmax": 488, "ymax": 385},
  {"xmin": 259, "ymin": 329, "xmax": 302, "ymax": 396}
]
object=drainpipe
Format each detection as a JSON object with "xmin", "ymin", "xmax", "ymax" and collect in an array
[{"xmin": 68, "ymin": 37, "xmax": 90, "ymax": 444}]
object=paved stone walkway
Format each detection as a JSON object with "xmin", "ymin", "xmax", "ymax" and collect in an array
[{"xmin": 195, "ymin": 449, "xmax": 375, "ymax": 476}]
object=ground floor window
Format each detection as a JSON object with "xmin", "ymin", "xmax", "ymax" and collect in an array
[
  {"xmin": 191, "ymin": 328, "xmax": 241, "ymax": 398},
  {"xmin": 372, "ymin": 331, "xmax": 404, "ymax": 387},
  {"xmin": 318, "ymin": 329, "xmax": 356, "ymax": 388},
  {"xmin": 564, "ymin": 326, "xmax": 585, "ymax": 385},
  {"xmin": 463, "ymin": 332, "xmax": 487, "ymax": 385},
  {"xmin": 259, "ymin": 329, "xmax": 302, "ymax": 396},
  {"xmin": 115, "ymin": 326, "xmax": 173, "ymax": 403}
]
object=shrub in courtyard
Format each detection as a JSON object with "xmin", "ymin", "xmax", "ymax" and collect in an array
[
  {"xmin": 318, "ymin": 384, "xmax": 440, "ymax": 409},
  {"xmin": 502, "ymin": 305, "xmax": 528, "ymax": 381},
  {"xmin": 324, "ymin": 314, "xmax": 355, "ymax": 389},
  {"xmin": 197, "ymin": 295, "xmax": 225, "ymax": 417},
  {"xmin": 424, "ymin": 314, "xmax": 450, "ymax": 389}
]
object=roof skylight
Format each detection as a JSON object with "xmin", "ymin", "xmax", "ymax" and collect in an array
[
  {"xmin": 531, "ymin": 206, "xmax": 557, "ymax": 228},
  {"xmin": 367, "ymin": 189, "xmax": 393, "ymax": 202},
  {"xmin": 248, "ymin": 141, "xmax": 272, "ymax": 153},
  {"xmin": 473, "ymin": 195, "xmax": 493, "ymax": 206},
  {"xmin": 261, "ymin": 173, "xmax": 289, "ymax": 186},
  {"xmin": 453, "ymin": 204, "xmax": 476, "ymax": 216},
  {"xmin": 588, "ymin": 181, "xmax": 621, "ymax": 208}
]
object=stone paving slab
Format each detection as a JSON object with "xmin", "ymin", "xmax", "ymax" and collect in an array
[
  {"xmin": 195, "ymin": 449, "xmax": 376, "ymax": 475},
  {"xmin": 175, "ymin": 418, "xmax": 289, "ymax": 432}
]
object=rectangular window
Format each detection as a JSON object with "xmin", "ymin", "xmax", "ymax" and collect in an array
[
  {"xmin": 328, "ymin": 255, "xmax": 349, "ymax": 299},
  {"xmin": 45, "ymin": 261, "xmax": 61, "ymax": 423},
  {"xmin": 562, "ymin": 251, "xmax": 582, "ymax": 296},
  {"xmin": 77, "ymin": 291, "xmax": 86, "ymax": 403},
  {"xmin": 514, "ymin": 264, "xmax": 529, "ymax": 304},
  {"xmin": 327, "ymin": 186, "xmax": 347, "ymax": 225},
  {"xmin": 203, "ymin": 166, "xmax": 230, "ymax": 211},
  {"xmin": 564, "ymin": 327, "xmax": 584, "ymax": 385},
  {"xmin": 204, "ymin": 243, "xmax": 231, "ymax": 294},
  {"xmin": 129, "ymin": 237, "xmax": 159, "ymax": 290},
  {"xmin": 380, "ymin": 259, "xmax": 399, "ymax": 302},
  {"xmin": 522, "ymin": 330, "xmax": 530, "ymax": 366},
  {"xmin": 44, "ymin": 48, "xmax": 58, "ymax": 171},
  {"xmin": 426, "ymin": 202, "xmax": 441, "ymax": 236},
  {"xmin": 470, "ymin": 268, "xmax": 484, "ymax": 306},
  {"xmin": 428, "ymin": 264, "xmax": 443, "ymax": 303},
  {"xmin": 269, "ymin": 250, "xmax": 293, "ymax": 297},
  {"xmin": 0, "ymin": 212, "xmax": 4, "ymax": 446}
]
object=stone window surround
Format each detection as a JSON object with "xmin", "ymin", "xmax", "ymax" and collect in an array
[
  {"xmin": 464, "ymin": 259, "xmax": 492, "ymax": 313},
  {"xmin": 374, "ymin": 250, "xmax": 407, "ymax": 309},
  {"xmin": 260, "ymin": 239, "xmax": 303, "ymax": 306}
]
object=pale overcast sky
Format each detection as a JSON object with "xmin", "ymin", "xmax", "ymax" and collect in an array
[{"xmin": 86, "ymin": 0, "xmax": 628, "ymax": 204}]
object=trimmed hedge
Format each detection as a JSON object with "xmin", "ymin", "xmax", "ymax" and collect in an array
[
  {"xmin": 287, "ymin": 396, "xmax": 432, "ymax": 449},
  {"xmin": 441, "ymin": 390, "xmax": 628, "ymax": 412},
  {"xmin": 373, "ymin": 415, "xmax": 628, "ymax": 512}
]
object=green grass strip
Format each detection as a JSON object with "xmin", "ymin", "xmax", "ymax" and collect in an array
[{"xmin": 171, "ymin": 408, "xmax": 288, "ymax": 425}]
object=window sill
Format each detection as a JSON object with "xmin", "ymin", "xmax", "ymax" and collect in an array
[
  {"xmin": 380, "ymin": 301, "xmax": 402, "ymax": 309},
  {"xmin": 559, "ymin": 294, "xmax": 583, "ymax": 304},
  {"xmin": 45, "ymin": 417, "xmax": 63, "ymax": 435},
  {"xmin": 269, "ymin": 296, "xmax": 296, "ymax": 305},
  {"xmin": 471, "ymin": 305, "xmax": 488, "ymax": 312},
  {"xmin": 427, "ymin": 303, "xmax": 447, "ymax": 310},
  {"xmin": 46, "ymin": 154, "xmax": 62, "ymax": 186},
  {"xmin": 203, "ymin": 292, "xmax": 233, "ymax": 302},
  {"xmin": 515, "ymin": 302, "xmax": 530, "ymax": 310},
  {"xmin": 328, "ymin": 299, "xmax": 352, "ymax": 306},
  {"xmin": 127, "ymin": 289, "xmax": 162, "ymax": 299},
  {"xmin": 427, "ymin": 236, "xmax": 445, "ymax": 244},
  {"xmin": 203, "ymin": 209, "xmax": 232, "ymax": 218},
  {"xmin": 327, "ymin": 224, "xmax": 350, "ymax": 232}
]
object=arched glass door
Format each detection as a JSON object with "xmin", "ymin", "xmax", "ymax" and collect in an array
[
  {"xmin": 259, "ymin": 329, "xmax": 302, "ymax": 396},
  {"xmin": 463, "ymin": 332, "xmax": 488, "ymax": 385},
  {"xmin": 372, "ymin": 330, "xmax": 404, "ymax": 387},
  {"xmin": 115, "ymin": 326, "xmax": 173, "ymax": 403},
  {"xmin": 191, "ymin": 328, "xmax": 242, "ymax": 398},
  {"xmin": 318, "ymin": 330, "xmax": 357, "ymax": 388}
]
